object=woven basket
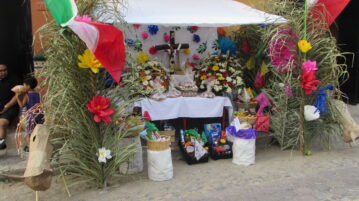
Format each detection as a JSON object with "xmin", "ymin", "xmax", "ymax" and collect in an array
[
  {"xmin": 147, "ymin": 136, "xmax": 171, "ymax": 151},
  {"xmin": 237, "ymin": 116, "xmax": 256, "ymax": 125},
  {"xmin": 160, "ymin": 130, "xmax": 176, "ymax": 149},
  {"xmin": 236, "ymin": 101, "xmax": 258, "ymax": 109}
]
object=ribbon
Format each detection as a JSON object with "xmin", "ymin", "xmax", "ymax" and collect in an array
[
  {"xmin": 226, "ymin": 126, "xmax": 257, "ymax": 139},
  {"xmin": 313, "ymin": 85, "xmax": 334, "ymax": 114}
]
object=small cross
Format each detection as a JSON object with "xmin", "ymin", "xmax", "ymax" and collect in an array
[{"xmin": 155, "ymin": 31, "xmax": 189, "ymax": 74}]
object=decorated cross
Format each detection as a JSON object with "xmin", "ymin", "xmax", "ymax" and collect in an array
[{"xmin": 155, "ymin": 31, "xmax": 189, "ymax": 74}]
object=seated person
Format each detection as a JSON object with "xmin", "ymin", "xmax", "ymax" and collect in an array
[{"xmin": 0, "ymin": 64, "xmax": 21, "ymax": 151}]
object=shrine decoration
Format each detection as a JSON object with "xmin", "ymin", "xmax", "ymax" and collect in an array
[
  {"xmin": 155, "ymin": 31, "xmax": 189, "ymax": 74},
  {"xmin": 194, "ymin": 55, "xmax": 244, "ymax": 94}
]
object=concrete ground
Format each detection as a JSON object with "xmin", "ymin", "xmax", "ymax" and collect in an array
[{"xmin": 1, "ymin": 105, "xmax": 359, "ymax": 201}]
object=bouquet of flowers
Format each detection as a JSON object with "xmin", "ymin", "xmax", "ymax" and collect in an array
[
  {"xmin": 136, "ymin": 60, "xmax": 170, "ymax": 95},
  {"xmin": 194, "ymin": 55, "xmax": 244, "ymax": 94}
]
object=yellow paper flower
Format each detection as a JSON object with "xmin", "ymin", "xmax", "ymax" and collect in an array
[
  {"xmin": 137, "ymin": 51, "xmax": 149, "ymax": 64},
  {"xmin": 200, "ymin": 75, "xmax": 207, "ymax": 80},
  {"xmin": 183, "ymin": 48, "xmax": 191, "ymax": 55},
  {"xmin": 298, "ymin": 40, "xmax": 312, "ymax": 53},
  {"xmin": 218, "ymin": 76, "xmax": 225, "ymax": 81},
  {"xmin": 78, "ymin": 49, "xmax": 103, "ymax": 73},
  {"xmin": 212, "ymin": 65, "xmax": 220, "ymax": 71},
  {"xmin": 140, "ymin": 76, "xmax": 148, "ymax": 82}
]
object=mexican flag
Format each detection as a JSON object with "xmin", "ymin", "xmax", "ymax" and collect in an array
[{"xmin": 44, "ymin": 0, "xmax": 126, "ymax": 85}]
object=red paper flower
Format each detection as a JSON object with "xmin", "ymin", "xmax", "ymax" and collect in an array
[
  {"xmin": 301, "ymin": 70, "xmax": 321, "ymax": 95},
  {"xmin": 149, "ymin": 46, "xmax": 157, "ymax": 55},
  {"xmin": 87, "ymin": 96, "xmax": 116, "ymax": 123},
  {"xmin": 240, "ymin": 39, "xmax": 251, "ymax": 54},
  {"xmin": 133, "ymin": 24, "xmax": 141, "ymax": 29},
  {"xmin": 217, "ymin": 27, "xmax": 226, "ymax": 37},
  {"xmin": 191, "ymin": 26, "xmax": 198, "ymax": 32}
]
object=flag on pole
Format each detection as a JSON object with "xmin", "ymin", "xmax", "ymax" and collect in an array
[
  {"xmin": 44, "ymin": 0, "xmax": 126, "ymax": 85},
  {"xmin": 309, "ymin": 0, "xmax": 350, "ymax": 28}
]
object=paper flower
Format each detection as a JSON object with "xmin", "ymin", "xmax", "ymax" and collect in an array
[
  {"xmin": 183, "ymin": 48, "xmax": 191, "ymax": 55},
  {"xmin": 301, "ymin": 70, "xmax": 321, "ymax": 95},
  {"xmin": 302, "ymin": 60, "xmax": 318, "ymax": 72},
  {"xmin": 241, "ymin": 39, "xmax": 251, "ymax": 54},
  {"xmin": 187, "ymin": 26, "xmax": 198, "ymax": 33},
  {"xmin": 87, "ymin": 96, "xmax": 116, "ymax": 123},
  {"xmin": 268, "ymin": 27, "xmax": 298, "ymax": 72},
  {"xmin": 75, "ymin": 15, "xmax": 92, "ymax": 22},
  {"xmin": 192, "ymin": 54, "xmax": 200, "ymax": 60},
  {"xmin": 197, "ymin": 42, "xmax": 207, "ymax": 54},
  {"xmin": 141, "ymin": 32, "xmax": 149, "ymax": 39},
  {"xmin": 125, "ymin": 38, "xmax": 135, "ymax": 47},
  {"xmin": 148, "ymin": 25, "xmax": 159, "ymax": 35},
  {"xmin": 304, "ymin": 105, "xmax": 320, "ymax": 121},
  {"xmin": 298, "ymin": 40, "xmax": 312, "ymax": 53},
  {"xmin": 193, "ymin": 34, "xmax": 201, "ymax": 43},
  {"xmin": 78, "ymin": 49, "xmax": 103, "ymax": 73},
  {"xmin": 137, "ymin": 51, "xmax": 149, "ymax": 64},
  {"xmin": 163, "ymin": 33, "xmax": 170, "ymax": 42},
  {"xmin": 149, "ymin": 46, "xmax": 157, "ymax": 55},
  {"xmin": 133, "ymin": 24, "xmax": 141, "ymax": 29},
  {"xmin": 134, "ymin": 39, "xmax": 142, "ymax": 51},
  {"xmin": 212, "ymin": 65, "xmax": 220, "ymax": 71},
  {"xmin": 218, "ymin": 37, "xmax": 237, "ymax": 55},
  {"xmin": 217, "ymin": 27, "xmax": 226, "ymax": 37},
  {"xmin": 98, "ymin": 147, "xmax": 112, "ymax": 163},
  {"xmin": 284, "ymin": 84, "xmax": 293, "ymax": 97}
]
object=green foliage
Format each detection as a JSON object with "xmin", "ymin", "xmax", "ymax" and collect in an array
[{"xmin": 39, "ymin": 0, "xmax": 141, "ymax": 188}]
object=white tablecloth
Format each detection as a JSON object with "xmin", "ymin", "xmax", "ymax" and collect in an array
[{"xmin": 134, "ymin": 96, "xmax": 233, "ymax": 121}]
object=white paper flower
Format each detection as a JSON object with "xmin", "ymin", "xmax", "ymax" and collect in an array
[
  {"xmin": 226, "ymin": 77, "xmax": 232, "ymax": 82},
  {"xmin": 145, "ymin": 70, "xmax": 150, "ymax": 74},
  {"xmin": 98, "ymin": 147, "xmax": 112, "ymax": 163},
  {"xmin": 216, "ymin": 73, "xmax": 222, "ymax": 77},
  {"xmin": 226, "ymin": 87, "xmax": 232, "ymax": 93},
  {"xmin": 304, "ymin": 105, "xmax": 320, "ymax": 121},
  {"xmin": 278, "ymin": 83, "xmax": 285, "ymax": 88},
  {"xmin": 149, "ymin": 80, "xmax": 154, "ymax": 86},
  {"xmin": 236, "ymin": 77, "xmax": 243, "ymax": 85},
  {"xmin": 220, "ymin": 69, "xmax": 225, "ymax": 72},
  {"xmin": 143, "ymin": 81, "xmax": 149, "ymax": 86},
  {"xmin": 200, "ymin": 85, "xmax": 205, "ymax": 89}
]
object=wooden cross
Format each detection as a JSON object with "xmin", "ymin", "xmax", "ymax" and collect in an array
[{"xmin": 155, "ymin": 31, "xmax": 189, "ymax": 74}]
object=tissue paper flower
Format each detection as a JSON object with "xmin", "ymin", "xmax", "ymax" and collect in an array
[
  {"xmin": 304, "ymin": 105, "xmax": 320, "ymax": 121},
  {"xmin": 193, "ymin": 34, "xmax": 201, "ymax": 43},
  {"xmin": 298, "ymin": 40, "xmax": 312, "ymax": 53},
  {"xmin": 284, "ymin": 84, "xmax": 293, "ymax": 97},
  {"xmin": 149, "ymin": 46, "xmax": 157, "ymax": 55},
  {"xmin": 133, "ymin": 24, "xmax": 141, "ymax": 29},
  {"xmin": 217, "ymin": 27, "xmax": 226, "ymax": 37},
  {"xmin": 240, "ymin": 39, "xmax": 251, "ymax": 54},
  {"xmin": 192, "ymin": 54, "xmax": 200, "ymax": 60},
  {"xmin": 302, "ymin": 60, "xmax": 318, "ymax": 72},
  {"xmin": 212, "ymin": 65, "xmax": 220, "ymax": 71},
  {"xmin": 134, "ymin": 39, "xmax": 142, "ymax": 51},
  {"xmin": 98, "ymin": 147, "xmax": 112, "ymax": 163},
  {"xmin": 148, "ymin": 25, "xmax": 159, "ymax": 35},
  {"xmin": 87, "ymin": 96, "xmax": 116, "ymax": 123},
  {"xmin": 78, "ymin": 49, "xmax": 103, "ymax": 73},
  {"xmin": 301, "ymin": 70, "xmax": 321, "ymax": 95},
  {"xmin": 137, "ymin": 51, "xmax": 149, "ymax": 64},
  {"xmin": 125, "ymin": 38, "xmax": 135, "ymax": 47},
  {"xmin": 163, "ymin": 33, "xmax": 170, "ymax": 42},
  {"xmin": 183, "ymin": 48, "xmax": 191, "ymax": 55},
  {"xmin": 141, "ymin": 32, "xmax": 149, "ymax": 39},
  {"xmin": 187, "ymin": 26, "xmax": 198, "ymax": 33}
]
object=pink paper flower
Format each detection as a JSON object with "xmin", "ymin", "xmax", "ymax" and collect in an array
[
  {"xmin": 75, "ymin": 15, "xmax": 92, "ymax": 22},
  {"xmin": 284, "ymin": 84, "xmax": 293, "ymax": 97},
  {"xmin": 192, "ymin": 54, "xmax": 199, "ymax": 60},
  {"xmin": 163, "ymin": 33, "xmax": 170, "ymax": 42},
  {"xmin": 133, "ymin": 24, "xmax": 141, "ymax": 29},
  {"xmin": 141, "ymin": 32, "xmax": 149, "ymax": 39},
  {"xmin": 302, "ymin": 60, "xmax": 318, "ymax": 72},
  {"xmin": 268, "ymin": 27, "xmax": 298, "ymax": 72},
  {"xmin": 87, "ymin": 96, "xmax": 116, "ymax": 124},
  {"xmin": 241, "ymin": 40, "xmax": 251, "ymax": 54}
]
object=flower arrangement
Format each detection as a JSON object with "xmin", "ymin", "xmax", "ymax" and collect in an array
[
  {"xmin": 194, "ymin": 55, "xmax": 244, "ymax": 94},
  {"xmin": 136, "ymin": 60, "xmax": 170, "ymax": 95}
]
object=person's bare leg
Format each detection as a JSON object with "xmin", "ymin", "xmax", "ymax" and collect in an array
[{"xmin": 0, "ymin": 118, "xmax": 10, "ymax": 139}]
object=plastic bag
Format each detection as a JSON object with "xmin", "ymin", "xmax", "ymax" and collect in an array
[
  {"xmin": 147, "ymin": 149, "xmax": 173, "ymax": 181},
  {"xmin": 256, "ymin": 114, "xmax": 270, "ymax": 132},
  {"xmin": 232, "ymin": 138, "xmax": 256, "ymax": 166}
]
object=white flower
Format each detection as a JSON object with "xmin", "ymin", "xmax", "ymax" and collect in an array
[
  {"xmin": 214, "ymin": 85, "xmax": 220, "ymax": 92},
  {"xmin": 200, "ymin": 85, "xmax": 205, "ymax": 89},
  {"xmin": 229, "ymin": 67, "xmax": 235, "ymax": 72},
  {"xmin": 226, "ymin": 87, "xmax": 232, "ymax": 93},
  {"xmin": 226, "ymin": 77, "xmax": 232, "ymax": 82},
  {"xmin": 278, "ymin": 83, "xmax": 285, "ymax": 88},
  {"xmin": 216, "ymin": 73, "xmax": 222, "ymax": 77},
  {"xmin": 304, "ymin": 105, "xmax": 320, "ymax": 121},
  {"xmin": 145, "ymin": 70, "xmax": 150, "ymax": 74},
  {"xmin": 143, "ymin": 81, "xmax": 149, "ymax": 86},
  {"xmin": 146, "ymin": 75, "xmax": 151, "ymax": 79},
  {"xmin": 219, "ymin": 69, "xmax": 225, "ymax": 72},
  {"xmin": 149, "ymin": 80, "xmax": 154, "ymax": 86},
  {"xmin": 215, "ymin": 80, "xmax": 220, "ymax": 85},
  {"xmin": 236, "ymin": 77, "xmax": 243, "ymax": 85},
  {"xmin": 98, "ymin": 147, "xmax": 112, "ymax": 163}
]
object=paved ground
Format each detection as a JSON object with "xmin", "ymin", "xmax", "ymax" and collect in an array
[{"xmin": 1, "ymin": 105, "xmax": 359, "ymax": 201}]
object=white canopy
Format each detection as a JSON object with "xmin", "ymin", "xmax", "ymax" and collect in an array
[{"xmin": 121, "ymin": 0, "xmax": 286, "ymax": 27}]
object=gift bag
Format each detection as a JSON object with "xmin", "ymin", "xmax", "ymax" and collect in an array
[
  {"xmin": 256, "ymin": 114, "xmax": 270, "ymax": 132},
  {"xmin": 226, "ymin": 126, "xmax": 257, "ymax": 166}
]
